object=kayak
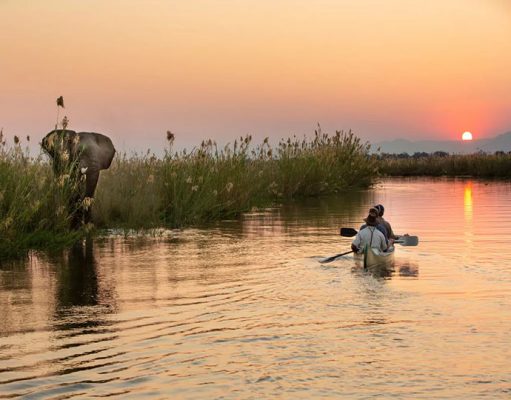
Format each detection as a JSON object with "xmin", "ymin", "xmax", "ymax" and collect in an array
[{"xmin": 358, "ymin": 246, "xmax": 395, "ymax": 270}]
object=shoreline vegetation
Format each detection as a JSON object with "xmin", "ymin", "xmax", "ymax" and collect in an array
[
  {"xmin": 0, "ymin": 129, "xmax": 377, "ymax": 259},
  {"xmin": 379, "ymin": 151, "xmax": 511, "ymax": 178}
]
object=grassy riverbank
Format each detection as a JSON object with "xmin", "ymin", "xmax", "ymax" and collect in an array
[
  {"xmin": 378, "ymin": 152, "xmax": 511, "ymax": 178},
  {"xmin": 0, "ymin": 129, "xmax": 377, "ymax": 259},
  {"xmin": 0, "ymin": 143, "xmax": 82, "ymax": 259}
]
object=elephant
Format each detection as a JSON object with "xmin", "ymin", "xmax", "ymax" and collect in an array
[{"xmin": 41, "ymin": 129, "xmax": 115, "ymax": 226}]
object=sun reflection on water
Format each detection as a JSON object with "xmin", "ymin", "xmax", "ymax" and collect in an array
[
  {"xmin": 464, "ymin": 181, "xmax": 473, "ymax": 220},
  {"xmin": 464, "ymin": 180, "xmax": 474, "ymax": 247}
]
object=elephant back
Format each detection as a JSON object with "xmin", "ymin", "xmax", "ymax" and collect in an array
[{"xmin": 77, "ymin": 132, "xmax": 116, "ymax": 170}]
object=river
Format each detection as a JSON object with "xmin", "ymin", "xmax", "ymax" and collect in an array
[{"xmin": 1, "ymin": 178, "xmax": 510, "ymax": 399}]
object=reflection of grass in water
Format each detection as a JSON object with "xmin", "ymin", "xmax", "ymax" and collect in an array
[
  {"xmin": 379, "ymin": 153, "xmax": 511, "ymax": 178},
  {"xmin": 0, "ymin": 129, "xmax": 378, "ymax": 258}
]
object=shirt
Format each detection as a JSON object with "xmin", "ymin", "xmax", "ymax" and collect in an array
[
  {"xmin": 378, "ymin": 217, "xmax": 396, "ymax": 239},
  {"xmin": 352, "ymin": 226, "xmax": 388, "ymax": 253},
  {"xmin": 360, "ymin": 223, "xmax": 388, "ymax": 242}
]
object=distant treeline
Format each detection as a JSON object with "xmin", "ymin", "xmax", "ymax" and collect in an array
[
  {"xmin": 377, "ymin": 151, "xmax": 511, "ymax": 178},
  {"xmin": 0, "ymin": 129, "xmax": 377, "ymax": 259}
]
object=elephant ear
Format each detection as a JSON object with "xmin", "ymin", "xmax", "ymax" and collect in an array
[
  {"xmin": 42, "ymin": 132, "xmax": 57, "ymax": 155},
  {"xmin": 47, "ymin": 132, "xmax": 56, "ymax": 150},
  {"xmin": 68, "ymin": 131, "xmax": 83, "ymax": 156}
]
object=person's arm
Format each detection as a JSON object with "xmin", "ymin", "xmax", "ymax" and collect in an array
[
  {"xmin": 380, "ymin": 233, "xmax": 388, "ymax": 252},
  {"xmin": 352, "ymin": 234, "xmax": 361, "ymax": 253},
  {"xmin": 377, "ymin": 225, "xmax": 388, "ymax": 244}
]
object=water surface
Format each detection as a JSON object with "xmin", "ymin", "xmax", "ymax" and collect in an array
[{"xmin": 1, "ymin": 178, "xmax": 511, "ymax": 398}]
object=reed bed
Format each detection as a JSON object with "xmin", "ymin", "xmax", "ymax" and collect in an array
[
  {"xmin": 0, "ymin": 135, "xmax": 82, "ymax": 259},
  {"xmin": 0, "ymin": 129, "xmax": 377, "ymax": 258},
  {"xmin": 379, "ymin": 153, "xmax": 511, "ymax": 178}
]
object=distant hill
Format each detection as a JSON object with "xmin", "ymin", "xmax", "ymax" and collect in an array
[{"xmin": 373, "ymin": 131, "xmax": 511, "ymax": 154}]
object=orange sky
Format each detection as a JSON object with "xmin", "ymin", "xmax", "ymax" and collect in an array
[{"xmin": 1, "ymin": 0, "xmax": 510, "ymax": 151}]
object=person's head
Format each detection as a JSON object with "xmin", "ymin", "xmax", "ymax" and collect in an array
[
  {"xmin": 364, "ymin": 208, "xmax": 379, "ymax": 226},
  {"xmin": 374, "ymin": 204, "xmax": 385, "ymax": 217}
]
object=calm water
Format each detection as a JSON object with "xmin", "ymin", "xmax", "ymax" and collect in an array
[{"xmin": 1, "ymin": 178, "xmax": 511, "ymax": 399}]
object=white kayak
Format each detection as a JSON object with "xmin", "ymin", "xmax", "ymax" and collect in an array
[{"xmin": 356, "ymin": 246, "xmax": 395, "ymax": 269}]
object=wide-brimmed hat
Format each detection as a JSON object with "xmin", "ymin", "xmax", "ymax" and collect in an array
[{"xmin": 364, "ymin": 208, "xmax": 379, "ymax": 226}]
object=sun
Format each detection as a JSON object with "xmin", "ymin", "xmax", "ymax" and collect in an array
[{"xmin": 462, "ymin": 131, "xmax": 473, "ymax": 141}]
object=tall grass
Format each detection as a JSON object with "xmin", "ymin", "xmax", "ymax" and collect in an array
[
  {"xmin": 0, "ymin": 129, "xmax": 377, "ymax": 258},
  {"xmin": 94, "ymin": 129, "xmax": 378, "ymax": 228},
  {"xmin": 379, "ymin": 153, "xmax": 511, "ymax": 178},
  {"xmin": 0, "ymin": 134, "xmax": 82, "ymax": 259}
]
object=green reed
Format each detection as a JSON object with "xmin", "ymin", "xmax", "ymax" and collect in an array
[
  {"xmin": 93, "ymin": 129, "xmax": 378, "ymax": 228},
  {"xmin": 379, "ymin": 153, "xmax": 511, "ymax": 178},
  {"xmin": 0, "ymin": 129, "xmax": 377, "ymax": 258},
  {"xmin": 0, "ymin": 134, "xmax": 82, "ymax": 259}
]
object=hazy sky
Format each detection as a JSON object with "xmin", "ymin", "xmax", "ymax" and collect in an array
[{"xmin": 1, "ymin": 0, "xmax": 511, "ymax": 152}]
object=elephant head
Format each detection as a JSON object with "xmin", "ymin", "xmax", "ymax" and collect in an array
[{"xmin": 42, "ymin": 129, "xmax": 115, "ymax": 225}]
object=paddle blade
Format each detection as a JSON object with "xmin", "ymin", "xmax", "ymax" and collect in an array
[
  {"xmin": 340, "ymin": 227, "xmax": 358, "ymax": 237},
  {"xmin": 320, "ymin": 255, "xmax": 340, "ymax": 263},
  {"xmin": 395, "ymin": 235, "xmax": 419, "ymax": 246}
]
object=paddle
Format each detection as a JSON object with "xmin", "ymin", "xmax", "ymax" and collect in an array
[
  {"xmin": 340, "ymin": 228, "xmax": 419, "ymax": 246},
  {"xmin": 319, "ymin": 250, "xmax": 354, "ymax": 264},
  {"xmin": 340, "ymin": 227, "xmax": 358, "ymax": 237},
  {"xmin": 395, "ymin": 235, "xmax": 419, "ymax": 246}
]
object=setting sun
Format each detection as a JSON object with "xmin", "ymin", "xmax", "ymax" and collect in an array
[{"xmin": 462, "ymin": 131, "xmax": 473, "ymax": 141}]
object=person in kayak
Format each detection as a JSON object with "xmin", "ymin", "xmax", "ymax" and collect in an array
[
  {"xmin": 374, "ymin": 204, "xmax": 397, "ymax": 244},
  {"xmin": 351, "ymin": 208, "xmax": 388, "ymax": 254},
  {"xmin": 359, "ymin": 207, "xmax": 388, "ymax": 244}
]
